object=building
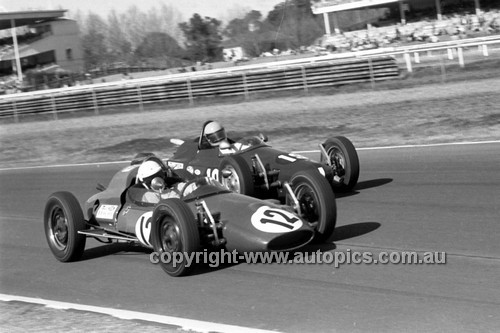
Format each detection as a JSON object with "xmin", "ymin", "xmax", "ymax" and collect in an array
[{"xmin": 0, "ymin": 10, "xmax": 83, "ymax": 83}]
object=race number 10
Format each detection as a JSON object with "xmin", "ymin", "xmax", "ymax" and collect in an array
[{"xmin": 206, "ymin": 168, "xmax": 219, "ymax": 181}]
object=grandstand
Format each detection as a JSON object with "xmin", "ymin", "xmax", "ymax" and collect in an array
[
  {"xmin": 0, "ymin": 10, "xmax": 83, "ymax": 89},
  {"xmin": 311, "ymin": 0, "xmax": 500, "ymax": 52},
  {"xmin": 312, "ymin": 0, "xmax": 488, "ymax": 34}
]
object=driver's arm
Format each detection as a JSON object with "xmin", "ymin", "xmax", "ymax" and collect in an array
[{"xmin": 159, "ymin": 183, "xmax": 183, "ymax": 199}]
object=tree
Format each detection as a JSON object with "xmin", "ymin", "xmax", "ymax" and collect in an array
[
  {"xmin": 81, "ymin": 12, "xmax": 109, "ymax": 70},
  {"xmin": 223, "ymin": 10, "xmax": 263, "ymax": 57},
  {"xmin": 265, "ymin": 0, "xmax": 323, "ymax": 49},
  {"xmin": 179, "ymin": 14, "xmax": 223, "ymax": 62},
  {"xmin": 135, "ymin": 32, "xmax": 185, "ymax": 58},
  {"xmin": 106, "ymin": 10, "xmax": 132, "ymax": 63}
]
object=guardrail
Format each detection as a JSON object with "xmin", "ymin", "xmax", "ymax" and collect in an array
[{"xmin": 0, "ymin": 57, "xmax": 399, "ymax": 121}]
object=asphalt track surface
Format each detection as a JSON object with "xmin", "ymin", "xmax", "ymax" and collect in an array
[{"xmin": 0, "ymin": 143, "xmax": 499, "ymax": 332}]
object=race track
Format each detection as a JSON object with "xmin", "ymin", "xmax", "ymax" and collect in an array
[{"xmin": 1, "ymin": 142, "xmax": 499, "ymax": 332}]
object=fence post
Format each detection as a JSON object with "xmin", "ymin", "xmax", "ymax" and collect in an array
[
  {"xmin": 368, "ymin": 58, "xmax": 375, "ymax": 89},
  {"xmin": 482, "ymin": 44, "xmax": 489, "ymax": 57},
  {"xmin": 457, "ymin": 47, "xmax": 464, "ymax": 67},
  {"xmin": 404, "ymin": 51, "xmax": 412, "ymax": 73},
  {"xmin": 440, "ymin": 54, "xmax": 446, "ymax": 84},
  {"xmin": 186, "ymin": 78, "xmax": 194, "ymax": 106},
  {"xmin": 91, "ymin": 89, "xmax": 99, "ymax": 115},
  {"xmin": 12, "ymin": 100, "xmax": 19, "ymax": 123},
  {"xmin": 136, "ymin": 84, "xmax": 144, "ymax": 112},
  {"xmin": 242, "ymin": 73, "xmax": 249, "ymax": 100},
  {"xmin": 301, "ymin": 66, "xmax": 308, "ymax": 94},
  {"xmin": 50, "ymin": 95, "xmax": 58, "ymax": 120},
  {"xmin": 414, "ymin": 52, "xmax": 420, "ymax": 63},
  {"xmin": 447, "ymin": 48, "xmax": 454, "ymax": 60}
]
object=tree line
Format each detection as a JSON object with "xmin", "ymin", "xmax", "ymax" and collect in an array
[{"xmin": 74, "ymin": 0, "xmax": 325, "ymax": 71}]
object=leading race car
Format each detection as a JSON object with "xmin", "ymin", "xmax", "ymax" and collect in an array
[
  {"xmin": 44, "ymin": 155, "xmax": 316, "ymax": 277},
  {"xmin": 167, "ymin": 120, "xmax": 360, "ymax": 241}
]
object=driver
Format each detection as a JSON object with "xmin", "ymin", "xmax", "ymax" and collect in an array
[
  {"xmin": 134, "ymin": 156, "xmax": 186, "ymax": 203},
  {"xmin": 204, "ymin": 121, "xmax": 239, "ymax": 155}
]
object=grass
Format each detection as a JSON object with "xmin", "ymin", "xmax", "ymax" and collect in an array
[{"xmin": 0, "ymin": 58, "xmax": 499, "ymax": 169}]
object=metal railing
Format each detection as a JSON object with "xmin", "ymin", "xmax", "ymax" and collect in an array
[
  {"xmin": 0, "ymin": 56, "xmax": 399, "ymax": 121},
  {"xmin": 1, "ymin": 35, "xmax": 499, "ymax": 122}
]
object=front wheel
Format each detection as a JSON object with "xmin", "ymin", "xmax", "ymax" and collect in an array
[
  {"xmin": 150, "ymin": 199, "xmax": 200, "ymax": 277},
  {"xmin": 218, "ymin": 155, "xmax": 254, "ymax": 196},
  {"xmin": 322, "ymin": 136, "xmax": 360, "ymax": 192},
  {"xmin": 288, "ymin": 170, "xmax": 337, "ymax": 243},
  {"xmin": 44, "ymin": 192, "xmax": 87, "ymax": 262}
]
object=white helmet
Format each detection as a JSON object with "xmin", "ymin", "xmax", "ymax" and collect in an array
[
  {"xmin": 137, "ymin": 159, "xmax": 164, "ymax": 189},
  {"xmin": 204, "ymin": 121, "xmax": 226, "ymax": 146}
]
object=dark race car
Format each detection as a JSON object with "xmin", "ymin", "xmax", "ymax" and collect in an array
[
  {"xmin": 166, "ymin": 121, "xmax": 360, "ymax": 242},
  {"xmin": 43, "ymin": 155, "xmax": 315, "ymax": 277}
]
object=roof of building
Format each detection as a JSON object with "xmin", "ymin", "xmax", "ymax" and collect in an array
[
  {"xmin": 0, "ymin": 10, "xmax": 66, "ymax": 30},
  {"xmin": 312, "ymin": 0, "xmax": 399, "ymax": 14}
]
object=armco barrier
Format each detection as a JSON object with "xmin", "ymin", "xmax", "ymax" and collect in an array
[{"xmin": 0, "ymin": 57, "xmax": 398, "ymax": 120}]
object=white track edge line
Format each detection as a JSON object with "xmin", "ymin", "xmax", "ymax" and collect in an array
[
  {"xmin": 0, "ymin": 140, "xmax": 499, "ymax": 172},
  {"xmin": 292, "ymin": 140, "xmax": 500, "ymax": 154},
  {"xmin": 0, "ymin": 293, "xmax": 279, "ymax": 333}
]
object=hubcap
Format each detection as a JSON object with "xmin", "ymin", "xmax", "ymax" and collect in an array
[
  {"xmin": 294, "ymin": 184, "xmax": 319, "ymax": 223},
  {"xmin": 222, "ymin": 166, "xmax": 241, "ymax": 193},
  {"xmin": 49, "ymin": 207, "xmax": 68, "ymax": 250},
  {"xmin": 160, "ymin": 218, "xmax": 182, "ymax": 253}
]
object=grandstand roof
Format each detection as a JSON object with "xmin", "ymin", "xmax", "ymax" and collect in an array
[
  {"xmin": 312, "ymin": 0, "xmax": 399, "ymax": 14},
  {"xmin": 0, "ymin": 10, "xmax": 66, "ymax": 30}
]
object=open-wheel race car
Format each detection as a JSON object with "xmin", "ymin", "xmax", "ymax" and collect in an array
[
  {"xmin": 44, "ymin": 155, "xmax": 318, "ymax": 277},
  {"xmin": 167, "ymin": 121, "xmax": 360, "ymax": 241}
]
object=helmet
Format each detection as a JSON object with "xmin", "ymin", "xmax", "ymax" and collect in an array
[
  {"xmin": 204, "ymin": 121, "xmax": 226, "ymax": 146},
  {"xmin": 137, "ymin": 158, "xmax": 166, "ymax": 189}
]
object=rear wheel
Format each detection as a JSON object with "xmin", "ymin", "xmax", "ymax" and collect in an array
[
  {"xmin": 44, "ymin": 192, "xmax": 86, "ymax": 262},
  {"xmin": 288, "ymin": 170, "xmax": 337, "ymax": 243},
  {"xmin": 219, "ymin": 155, "xmax": 254, "ymax": 196},
  {"xmin": 322, "ymin": 136, "xmax": 360, "ymax": 191},
  {"xmin": 150, "ymin": 199, "xmax": 200, "ymax": 277}
]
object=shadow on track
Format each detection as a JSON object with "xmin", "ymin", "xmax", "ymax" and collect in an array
[
  {"xmin": 81, "ymin": 242, "xmax": 150, "ymax": 261},
  {"xmin": 330, "ymin": 222, "xmax": 381, "ymax": 242},
  {"xmin": 78, "ymin": 222, "xmax": 380, "ymax": 275},
  {"xmin": 336, "ymin": 178, "xmax": 393, "ymax": 198}
]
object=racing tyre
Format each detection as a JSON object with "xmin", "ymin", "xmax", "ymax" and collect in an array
[
  {"xmin": 322, "ymin": 136, "xmax": 360, "ymax": 192},
  {"xmin": 219, "ymin": 155, "xmax": 255, "ymax": 196},
  {"xmin": 289, "ymin": 170, "xmax": 337, "ymax": 243},
  {"xmin": 44, "ymin": 191, "xmax": 87, "ymax": 262},
  {"xmin": 150, "ymin": 198, "xmax": 200, "ymax": 277}
]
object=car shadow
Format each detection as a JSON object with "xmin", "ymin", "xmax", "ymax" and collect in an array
[
  {"xmin": 330, "ymin": 221, "xmax": 381, "ymax": 242},
  {"xmin": 79, "ymin": 222, "xmax": 380, "ymax": 274},
  {"xmin": 80, "ymin": 242, "xmax": 150, "ymax": 261},
  {"xmin": 335, "ymin": 178, "xmax": 393, "ymax": 198}
]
